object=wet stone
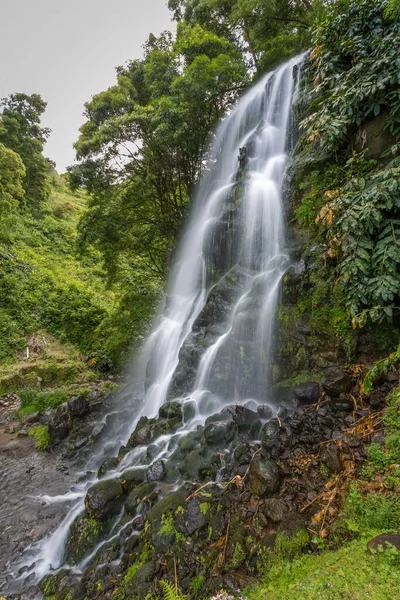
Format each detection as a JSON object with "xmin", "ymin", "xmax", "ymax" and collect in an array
[
  {"xmin": 146, "ymin": 459, "xmax": 166, "ymax": 482},
  {"xmin": 48, "ymin": 403, "xmax": 72, "ymax": 442},
  {"xmin": 262, "ymin": 498, "xmax": 287, "ymax": 522},
  {"xmin": 323, "ymin": 366, "xmax": 352, "ymax": 398},
  {"xmin": 219, "ymin": 405, "xmax": 259, "ymax": 429},
  {"xmin": 321, "ymin": 445, "xmax": 343, "ymax": 474},
  {"xmin": 175, "ymin": 498, "xmax": 209, "ymax": 535},
  {"xmin": 158, "ymin": 401, "xmax": 183, "ymax": 421},
  {"xmin": 68, "ymin": 395, "xmax": 90, "ymax": 418},
  {"xmin": 85, "ymin": 479, "xmax": 124, "ymax": 520},
  {"xmin": 261, "ymin": 419, "xmax": 281, "ymax": 449},
  {"xmin": 97, "ymin": 457, "xmax": 119, "ymax": 478},
  {"xmin": 293, "ymin": 382, "xmax": 320, "ymax": 406},
  {"xmin": 248, "ymin": 459, "xmax": 280, "ymax": 497},
  {"xmin": 257, "ymin": 404, "xmax": 274, "ymax": 420},
  {"xmin": 120, "ymin": 468, "xmax": 147, "ymax": 490},
  {"xmin": 368, "ymin": 533, "xmax": 400, "ymax": 552},
  {"xmin": 204, "ymin": 420, "xmax": 235, "ymax": 447}
]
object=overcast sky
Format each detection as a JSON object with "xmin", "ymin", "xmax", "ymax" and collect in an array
[{"xmin": 0, "ymin": 0, "xmax": 173, "ymax": 171}]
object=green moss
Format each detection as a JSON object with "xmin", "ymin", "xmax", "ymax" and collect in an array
[
  {"xmin": 28, "ymin": 424, "xmax": 52, "ymax": 450},
  {"xmin": 227, "ymin": 542, "xmax": 246, "ymax": 569},
  {"xmin": 159, "ymin": 514, "xmax": 176, "ymax": 537},
  {"xmin": 274, "ymin": 371, "xmax": 323, "ymax": 389},
  {"xmin": 199, "ymin": 502, "xmax": 210, "ymax": 516},
  {"xmin": 190, "ymin": 574, "xmax": 205, "ymax": 593}
]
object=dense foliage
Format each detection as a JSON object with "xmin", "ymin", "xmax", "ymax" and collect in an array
[
  {"xmin": 72, "ymin": 26, "xmax": 248, "ymax": 282},
  {"xmin": 297, "ymin": 0, "xmax": 400, "ymax": 326},
  {"xmin": 168, "ymin": 0, "xmax": 317, "ymax": 71}
]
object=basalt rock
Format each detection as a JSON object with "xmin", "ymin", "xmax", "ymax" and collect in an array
[
  {"xmin": 368, "ymin": 533, "xmax": 400, "ymax": 552},
  {"xmin": 146, "ymin": 460, "xmax": 166, "ymax": 483},
  {"xmin": 48, "ymin": 402, "xmax": 72, "ymax": 442},
  {"xmin": 68, "ymin": 395, "xmax": 90, "ymax": 418},
  {"xmin": 204, "ymin": 420, "xmax": 236, "ymax": 446},
  {"xmin": 248, "ymin": 459, "xmax": 280, "ymax": 497},
  {"xmin": 120, "ymin": 468, "xmax": 147, "ymax": 491},
  {"xmin": 175, "ymin": 498, "xmax": 209, "ymax": 535},
  {"xmin": 293, "ymin": 382, "xmax": 320, "ymax": 406},
  {"xmin": 85, "ymin": 479, "xmax": 124, "ymax": 520},
  {"xmin": 323, "ymin": 366, "xmax": 352, "ymax": 398}
]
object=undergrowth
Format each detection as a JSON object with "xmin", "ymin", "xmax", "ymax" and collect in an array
[{"xmin": 17, "ymin": 387, "xmax": 68, "ymax": 417}]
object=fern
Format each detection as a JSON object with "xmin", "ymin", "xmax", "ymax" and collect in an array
[{"xmin": 159, "ymin": 580, "xmax": 186, "ymax": 600}]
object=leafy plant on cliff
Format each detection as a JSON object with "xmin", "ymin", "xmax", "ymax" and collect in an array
[{"xmin": 298, "ymin": 0, "xmax": 400, "ymax": 326}]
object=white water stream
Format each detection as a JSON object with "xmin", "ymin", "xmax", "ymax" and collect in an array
[{"xmin": 16, "ymin": 54, "xmax": 304, "ymax": 586}]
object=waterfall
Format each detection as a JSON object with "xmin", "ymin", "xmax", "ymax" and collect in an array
[{"xmin": 15, "ymin": 54, "xmax": 304, "ymax": 587}]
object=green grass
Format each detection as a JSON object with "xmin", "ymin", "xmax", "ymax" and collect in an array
[
  {"xmin": 246, "ymin": 537, "xmax": 400, "ymax": 600},
  {"xmin": 17, "ymin": 387, "xmax": 68, "ymax": 417},
  {"xmin": 28, "ymin": 424, "xmax": 52, "ymax": 450}
]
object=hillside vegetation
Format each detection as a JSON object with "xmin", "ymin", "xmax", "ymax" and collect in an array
[{"xmin": 1, "ymin": 0, "xmax": 400, "ymax": 599}]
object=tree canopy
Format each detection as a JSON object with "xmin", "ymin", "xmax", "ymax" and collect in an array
[
  {"xmin": 72, "ymin": 25, "xmax": 248, "ymax": 281},
  {"xmin": 0, "ymin": 93, "xmax": 51, "ymax": 207}
]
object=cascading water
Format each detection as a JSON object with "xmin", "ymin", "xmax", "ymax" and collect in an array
[{"xmin": 13, "ymin": 54, "xmax": 304, "ymax": 590}]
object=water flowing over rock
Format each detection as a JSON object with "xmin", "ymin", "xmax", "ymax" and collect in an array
[{"xmin": 12, "ymin": 55, "xmax": 306, "ymax": 592}]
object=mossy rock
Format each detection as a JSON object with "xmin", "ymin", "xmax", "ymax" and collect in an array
[
  {"xmin": 125, "ymin": 482, "xmax": 158, "ymax": 515},
  {"xmin": 146, "ymin": 489, "xmax": 186, "ymax": 529},
  {"xmin": 120, "ymin": 468, "xmax": 147, "ymax": 491},
  {"xmin": 40, "ymin": 570, "xmax": 71, "ymax": 597},
  {"xmin": 125, "ymin": 561, "xmax": 156, "ymax": 599},
  {"xmin": 64, "ymin": 512, "xmax": 106, "ymax": 564},
  {"xmin": 85, "ymin": 478, "xmax": 124, "ymax": 520}
]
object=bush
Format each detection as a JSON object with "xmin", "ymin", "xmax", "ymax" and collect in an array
[
  {"xmin": 28, "ymin": 424, "xmax": 52, "ymax": 450},
  {"xmin": 18, "ymin": 387, "xmax": 68, "ymax": 416}
]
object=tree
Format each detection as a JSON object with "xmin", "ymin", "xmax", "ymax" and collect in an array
[
  {"xmin": 168, "ymin": 0, "xmax": 316, "ymax": 72},
  {"xmin": 0, "ymin": 142, "xmax": 25, "ymax": 243},
  {"xmin": 73, "ymin": 26, "xmax": 248, "ymax": 282},
  {"xmin": 0, "ymin": 93, "xmax": 51, "ymax": 207}
]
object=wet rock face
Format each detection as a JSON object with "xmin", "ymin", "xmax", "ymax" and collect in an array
[
  {"xmin": 146, "ymin": 460, "xmax": 166, "ymax": 482},
  {"xmin": 175, "ymin": 498, "xmax": 209, "ymax": 535},
  {"xmin": 322, "ymin": 366, "xmax": 352, "ymax": 398},
  {"xmin": 47, "ymin": 402, "xmax": 72, "ymax": 442},
  {"xmin": 85, "ymin": 479, "xmax": 124, "ymax": 520},
  {"xmin": 204, "ymin": 420, "xmax": 236, "ymax": 446},
  {"xmin": 248, "ymin": 459, "xmax": 280, "ymax": 496},
  {"xmin": 127, "ymin": 404, "xmax": 183, "ymax": 450},
  {"xmin": 68, "ymin": 395, "xmax": 90, "ymax": 418},
  {"xmin": 293, "ymin": 382, "xmax": 320, "ymax": 405}
]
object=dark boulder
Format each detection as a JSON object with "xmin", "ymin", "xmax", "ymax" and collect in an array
[
  {"xmin": 248, "ymin": 459, "xmax": 280, "ymax": 496},
  {"xmin": 68, "ymin": 395, "xmax": 90, "ymax": 418},
  {"xmin": 257, "ymin": 404, "xmax": 274, "ymax": 420},
  {"xmin": 262, "ymin": 498, "xmax": 287, "ymax": 522},
  {"xmin": 85, "ymin": 479, "xmax": 124, "ymax": 520},
  {"xmin": 146, "ymin": 460, "xmax": 166, "ymax": 482},
  {"xmin": 175, "ymin": 499, "xmax": 209, "ymax": 535},
  {"xmin": 184, "ymin": 448, "xmax": 217, "ymax": 480},
  {"xmin": 158, "ymin": 401, "xmax": 183, "ymax": 421},
  {"xmin": 48, "ymin": 403, "xmax": 72, "ymax": 442},
  {"xmin": 293, "ymin": 382, "xmax": 320, "ymax": 406},
  {"xmin": 97, "ymin": 457, "xmax": 119, "ymax": 478},
  {"xmin": 261, "ymin": 419, "xmax": 281, "ymax": 450},
  {"xmin": 323, "ymin": 366, "xmax": 352, "ymax": 398},
  {"xmin": 219, "ymin": 405, "xmax": 259, "ymax": 430},
  {"xmin": 125, "ymin": 482, "xmax": 158, "ymax": 515},
  {"xmin": 120, "ymin": 468, "xmax": 147, "ymax": 491},
  {"xmin": 321, "ymin": 445, "xmax": 343, "ymax": 474},
  {"xmin": 204, "ymin": 420, "xmax": 235, "ymax": 447}
]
